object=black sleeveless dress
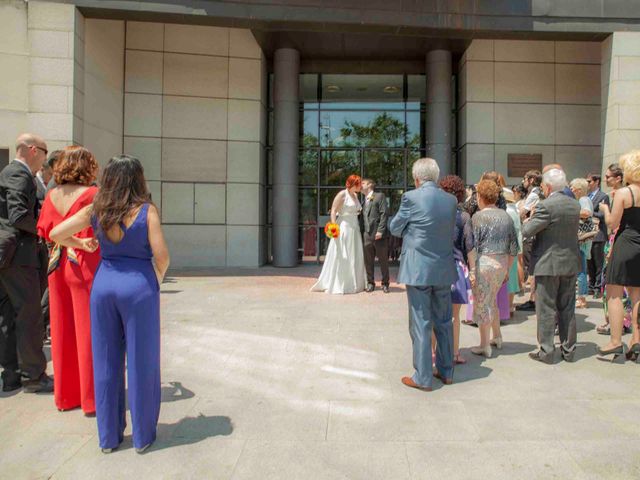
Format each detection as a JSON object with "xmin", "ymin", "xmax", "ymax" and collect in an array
[{"xmin": 607, "ymin": 187, "xmax": 640, "ymax": 286}]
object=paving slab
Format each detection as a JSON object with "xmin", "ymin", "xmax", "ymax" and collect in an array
[{"xmin": 1, "ymin": 265, "xmax": 639, "ymax": 479}]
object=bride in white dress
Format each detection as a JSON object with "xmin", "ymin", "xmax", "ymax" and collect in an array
[{"xmin": 311, "ymin": 175, "xmax": 367, "ymax": 294}]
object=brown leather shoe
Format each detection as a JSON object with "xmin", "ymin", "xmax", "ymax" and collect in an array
[
  {"xmin": 433, "ymin": 371, "xmax": 453, "ymax": 385},
  {"xmin": 401, "ymin": 376, "xmax": 432, "ymax": 392}
]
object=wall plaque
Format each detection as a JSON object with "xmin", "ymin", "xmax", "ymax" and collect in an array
[{"xmin": 508, "ymin": 153, "xmax": 542, "ymax": 178}]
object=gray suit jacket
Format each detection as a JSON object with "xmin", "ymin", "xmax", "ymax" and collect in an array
[
  {"xmin": 390, "ymin": 182, "xmax": 457, "ymax": 286},
  {"xmin": 521, "ymin": 191, "xmax": 581, "ymax": 277},
  {"xmin": 589, "ymin": 189, "xmax": 609, "ymax": 243},
  {"xmin": 362, "ymin": 191, "xmax": 388, "ymax": 243}
]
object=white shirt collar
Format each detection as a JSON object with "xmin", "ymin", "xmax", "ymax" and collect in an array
[
  {"xmin": 13, "ymin": 158, "xmax": 33, "ymax": 176},
  {"xmin": 35, "ymin": 171, "xmax": 46, "ymax": 189}
]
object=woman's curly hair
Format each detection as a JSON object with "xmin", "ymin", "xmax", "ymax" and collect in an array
[
  {"xmin": 53, "ymin": 146, "xmax": 98, "ymax": 186},
  {"xmin": 439, "ymin": 175, "xmax": 466, "ymax": 203},
  {"xmin": 476, "ymin": 179, "xmax": 501, "ymax": 205}
]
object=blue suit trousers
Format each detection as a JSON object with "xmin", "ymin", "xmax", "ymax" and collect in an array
[{"xmin": 406, "ymin": 285, "xmax": 454, "ymax": 387}]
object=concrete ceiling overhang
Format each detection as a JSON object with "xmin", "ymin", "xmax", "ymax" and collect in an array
[{"xmin": 69, "ymin": 0, "xmax": 624, "ymax": 61}]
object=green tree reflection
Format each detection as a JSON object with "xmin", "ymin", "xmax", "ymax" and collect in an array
[
  {"xmin": 300, "ymin": 112, "xmax": 419, "ymax": 187},
  {"xmin": 340, "ymin": 112, "xmax": 420, "ymax": 149}
]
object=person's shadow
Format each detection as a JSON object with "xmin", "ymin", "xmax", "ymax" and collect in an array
[
  {"xmin": 116, "ymin": 414, "xmax": 234, "ymax": 453},
  {"xmin": 152, "ymin": 414, "xmax": 234, "ymax": 452},
  {"xmin": 125, "ymin": 382, "xmax": 195, "ymax": 411},
  {"xmin": 161, "ymin": 381, "xmax": 195, "ymax": 403}
]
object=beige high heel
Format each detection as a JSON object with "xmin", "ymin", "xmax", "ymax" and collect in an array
[
  {"xmin": 471, "ymin": 345, "xmax": 492, "ymax": 358},
  {"xmin": 490, "ymin": 336, "xmax": 503, "ymax": 349}
]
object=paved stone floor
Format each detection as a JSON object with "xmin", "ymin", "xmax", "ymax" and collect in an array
[{"xmin": 1, "ymin": 265, "xmax": 640, "ymax": 479}]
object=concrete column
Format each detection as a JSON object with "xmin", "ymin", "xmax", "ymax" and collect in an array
[
  {"xmin": 272, "ymin": 48, "xmax": 300, "ymax": 267},
  {"xmin": 601, "ymin": 33, "xmax": 640, "ymax": 183},
  {"xmin": 426, "ymin": 50, "xmax": 452, "ymax": 176}
]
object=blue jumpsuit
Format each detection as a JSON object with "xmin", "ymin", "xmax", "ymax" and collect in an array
[{"xmin": 90, "ymin": 203, "xmax": 160, "ymax": 450}]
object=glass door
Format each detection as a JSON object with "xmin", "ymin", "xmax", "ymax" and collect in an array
[
  {"xmin": 362, "ymin": 148, "xmax": 407, "ymax": 218},
  {"xmin": 304, "ymin": 147, "xmax": 415, "ymax": 263}
]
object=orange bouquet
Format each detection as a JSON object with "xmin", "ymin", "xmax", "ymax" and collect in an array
[{"xmin": 324, "ymin": 222, "xmax": 340, "ymax": 239}]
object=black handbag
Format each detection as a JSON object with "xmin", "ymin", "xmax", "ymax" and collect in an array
[{"xmin": 0, "ymin": 230, "xmax": 17, "ymax": 269}]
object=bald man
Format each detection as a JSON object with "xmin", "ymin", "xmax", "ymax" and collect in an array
[{"xmin": 0, "ymin": 133, "xmax": 52, "ymax": 393}]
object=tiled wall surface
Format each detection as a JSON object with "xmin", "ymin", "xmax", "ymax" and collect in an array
[
  {"xmin": 0, "ymin": 0, "xmax": 29, "ymax": 159},
  {"xmin": 27, "ymin": 1, "xmax": 84, "ymax": 152},
  {"xmin": 122, "ymin": 22, "xmax": 268, "ymax": 267},
  {"xmin": 0, "ymin": 0, "xmax": 84, "ymax": 157},
  {"xmin": 458, "ymin": 39, "xmax": 602, "ymax": 184},
  {"xmin": 601, "ymin": 32, "xmax": 640, "ymax": 177},
  {"xmin": 0, "ymin": 3, "xmax": 268, "ymax": 268},
  {"xmin": 82, "ymin": 18, "xmax": 124, "ymax": 168}
]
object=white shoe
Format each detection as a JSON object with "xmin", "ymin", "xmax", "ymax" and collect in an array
[
  {"xmin": 471, "ymin": 345, "xmax": 492, "ymax": 358},
  {"xmin": 490, "ymin": 336, "xmax": 503, "ymax": 349},
  {"xmin": 136, "ymin": 443, "xmax": 152, "ymax": 454}
]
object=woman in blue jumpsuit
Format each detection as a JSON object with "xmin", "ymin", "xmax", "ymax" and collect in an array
[{"xmin": 50, "ymin": 155, "xmax": 170, "ymax": 453}]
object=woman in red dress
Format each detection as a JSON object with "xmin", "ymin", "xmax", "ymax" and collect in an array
[{"xmin": 37, "ymin": 146, "xmax": 100, "ymax": 414}]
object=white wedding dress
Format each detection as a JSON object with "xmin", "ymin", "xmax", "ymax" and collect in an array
[{"xmin": 311, "ymin": 190, "xmax": 366, "ymax": 294}]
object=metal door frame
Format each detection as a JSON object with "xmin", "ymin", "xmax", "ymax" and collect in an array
[{"xmin": 310, "ymin": 146, "xmax": 410, "ymax": 264}]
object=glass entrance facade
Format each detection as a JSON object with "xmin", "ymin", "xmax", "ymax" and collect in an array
[{"xmin": 267, "ymin": 74, "xmax": 427, "ymax": 263}]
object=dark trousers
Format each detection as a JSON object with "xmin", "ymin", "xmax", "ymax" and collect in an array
[
  {"xmin": 0, "ymin": 266, "xmax": 46, "ymax": 379},
  {"xmin": 364, "ymin": 236, "xmax": 390, "ymax": 286},
  {"xmin": 587, "ymin": 241, "xmax": 605, "ymax": 292},
  {"xmin": 535, "ymin": 275, "xmax": 577, "ymax": 360}
]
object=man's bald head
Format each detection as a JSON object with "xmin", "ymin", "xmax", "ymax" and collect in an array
[
  {"xmin": 15, "ymin": 133, "xmax": 48, "ymax": 173},
  {"xmin": 16, "ymin": 133, "xmax": 46, "ymax": 152},
  {"xmin": 542, "ymin": 163, "xmax": 564, "ymax": 174}
]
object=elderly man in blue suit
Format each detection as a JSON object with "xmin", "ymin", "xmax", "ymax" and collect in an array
[{"xmin": 390, "ymin": 158, "xmax": 457, "ymax": 391}]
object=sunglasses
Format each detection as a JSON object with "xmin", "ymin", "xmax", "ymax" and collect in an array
[{"xmin": 32, "ymin": 145, "xmax": 48, "ymax": 156}]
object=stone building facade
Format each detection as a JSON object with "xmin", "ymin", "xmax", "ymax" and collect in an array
[{"xmin": 1, "ymin": 0, "xmax": 640, "ymax": 267}]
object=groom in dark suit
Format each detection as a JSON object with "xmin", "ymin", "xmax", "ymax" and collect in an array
[{"xmin": 361, "ymin": 178, "xmax": 390, "ymax": 293}]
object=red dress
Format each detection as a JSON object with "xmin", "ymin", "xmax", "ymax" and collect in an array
[{"xmin": 37, "ymin": 186, "xmax": 100, "ymax": 413}]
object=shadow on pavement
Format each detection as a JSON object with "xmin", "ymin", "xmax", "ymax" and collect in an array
[
  {"xmin": 450, "ymin": 364, "xmax": 492, "ymax": 384},
  {"xmin": 124, "ymin": 381, "xmax": 195, "ymax": 411},
  {"xmin": 575, "ymin": 313, "xmax": 596, "ymax": 334},
  {"xmin": 161, "ymin": 381, "xmax": 195, "ymax": 403},
  {"xmin": 491, "ymin": 341, "xmax": 537, "ymax": 357},
  {"xmin": 574, "ymin": 341, "xmax": 605, "ymax": 362},
  {"xmin": 151, "ymin": 414, "xmax": 234, "ymax": 452},
  {"xmin": 113, "ymin": 415, "xmax": 234, "ymax": 454}
]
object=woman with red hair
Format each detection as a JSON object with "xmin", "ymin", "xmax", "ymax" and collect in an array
[
  {"xmin": 37, "ymin": 146, "xmax": 100, "ymax": 414},
  {"xmin": 311, "ymin": 174, "xmax": 367, "ymax": 294}
]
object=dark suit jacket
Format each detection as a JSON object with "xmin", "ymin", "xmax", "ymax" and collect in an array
[
  {"xmin": 589, "ymin": 189, "xmax": 609, "ymax": 243},
  {"xmin": 0, "ymin": 161, "xmax": 40, "ymax": 267},
  {"xmin": 362, "ymin": 191, "xmax": 389, "ymax": 243},
  {"xmin": 521, "ymin": 192, "xmax": 581, "ymax": 277}
]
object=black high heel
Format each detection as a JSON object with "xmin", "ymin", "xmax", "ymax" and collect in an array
[
  {"xmin": 626, "ymin": 343, "xmax": 640, "ymax": 363},
  {"xmin": 598, "ymin": 344, "xmax": 627, "ymax": 364}
]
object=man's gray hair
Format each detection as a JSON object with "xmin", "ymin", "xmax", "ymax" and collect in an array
[
  {"xmin": 412, "ymin": 158, "xmax": 440, "ymax": 185},
  {"xmin": 542, "ymin": 168, "xmax": 567, "ymax": 193}
]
